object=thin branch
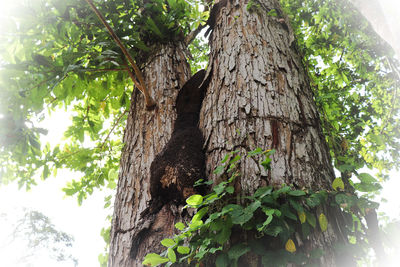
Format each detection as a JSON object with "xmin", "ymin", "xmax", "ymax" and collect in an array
[
  {"xmin": 184, "ymin": 24, "xmax": 206, "ymax": 46},
  {"xmin": 82, "ymin": 68, "xmax": 127, "ymax": 72},
  {"xmin": 20, "ymin": 77, "xmax": 54, "ymax": 94},
  {"xmin": 84, "ymin": 0, "xmax": 156, "ymax": 110},
  {"xmin": 100, "ymin": 110, "xmax": 128, "ymax": 149}
]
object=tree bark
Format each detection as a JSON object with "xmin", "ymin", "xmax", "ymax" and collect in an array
[
  {"xmin": 109, "ymin": 0, "xmax": 352, "ymax": 266},
  {"xmin": 199, "ymin": 0, "xmax": 346, "ymax": 265},
  {"xmin": 108, "ymin": 43, "xmax": 191, "ymax": 267}
]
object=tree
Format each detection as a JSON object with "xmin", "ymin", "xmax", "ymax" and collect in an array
[
  {"xmin": 0, "ymin": 209, "xmax": 77, "ymax": 266},
  {"xmin": 0, "ymin": 0, "xmax": 399, "ymax": 266}
]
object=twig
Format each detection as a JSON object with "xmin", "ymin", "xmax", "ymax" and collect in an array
[
  {"xmin": 100, "ymin": 110, "xmax": 128, "ymax": 149},
  {"xmin": 184, "ymin": 24, "xmax": 206, "ymax": 46}
]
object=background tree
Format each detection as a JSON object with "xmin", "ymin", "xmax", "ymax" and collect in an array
[
  {"xmin": 0, "ymin": 0, "xmax": 399, "ymax": 266},
  {"xmin": 0, "ymin": 209, "xmax": 77, "ymax": 266}
]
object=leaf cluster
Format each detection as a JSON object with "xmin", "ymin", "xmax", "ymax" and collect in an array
[
  {"xmin": 280, "ymin": 0, "xmax": 400, "ymax": 185},
  {"xmin": 144, "ymin": 149, "xmax": 378, "ymax": 266},
  {"xmin": 0, "ymin": 0, "xmax": 206, "ymax": 200}
]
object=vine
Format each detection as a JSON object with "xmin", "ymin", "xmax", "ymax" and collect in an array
[{"xmin": 143, "ymin": 148, "xmax": 377, "ymax": 266}]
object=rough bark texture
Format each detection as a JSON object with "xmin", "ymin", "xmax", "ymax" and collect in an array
[
  {"xmin": 109, "ymin": 0, "xmax": 352, "ymax": 266},
  {"xmin": 199, "ymin": 0, "xmax": 344, "ymax": 265},
  {"xmin": 108, "ymin": 43, "xmax": 192, "ymax": 267}
]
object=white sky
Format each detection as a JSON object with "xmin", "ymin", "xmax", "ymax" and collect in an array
[
  {"xmin": 0, "ymin": 111, "xmax": 112, "ymax": 267},
  {"xmin": 0, "ymin": 0, "xmax": 399, "ymax": 267}
]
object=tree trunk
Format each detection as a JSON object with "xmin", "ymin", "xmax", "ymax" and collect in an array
[
  {"xmin": 108, "ymin": 43, "xmax": 192, "ymax": 266},
  {"xmin": 199, "ymin": 0, "xmax": 346, "ymax": 265},
  {"xmin": 109, "ymin": 0, "xmax": 351, "ymax": 266}
]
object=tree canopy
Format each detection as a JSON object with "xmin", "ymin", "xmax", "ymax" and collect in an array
[{"xmin": 0, "ymin": 0, "xmax": 399, "ymax": 255}]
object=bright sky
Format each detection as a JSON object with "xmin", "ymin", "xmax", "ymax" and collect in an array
[
  {"xmin": 0, "ymin": 111, "xmax": 112, "ymax": 267},
  {"xmin": 0, "ymin": 0, "xmax": 399, "ymax": 267}
]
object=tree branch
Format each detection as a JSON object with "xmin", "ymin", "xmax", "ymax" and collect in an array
[
  {"xmin": 184, "ymin": 24, "xmax": 206, "ymax": 46},
  {"xmin": 84, "ymin": 0, "xmax": 156, "ymax": 110},
  {"xmin": 100, "ymin": 110, "xmax": 128, "ymax": 150}
]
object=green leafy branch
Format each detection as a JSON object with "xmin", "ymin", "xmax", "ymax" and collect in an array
[{"xmin": 143, "ymin": 148, "xmax": 378, "ymax": 266}]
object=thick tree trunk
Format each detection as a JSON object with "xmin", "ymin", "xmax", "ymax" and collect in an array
[
  {"xmin": 199, "ymin": 0, "xmax": 346, "ymax": 265},
  {"xmin": 108, "ymin": 43, "xmax": 191, "ymax": 266},
  {"xmin": 110, "ymin": 1, "xmax": 351, "ymax": 266}
]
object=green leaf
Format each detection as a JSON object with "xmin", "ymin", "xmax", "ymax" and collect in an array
[
  {"xmin": 305, "ymin": 211, "xmax": 316, "ymax": 228},
  {"xmin": 229, "ymin": 155, "xmax": 241, "ymax": 165},
  {"xmin": 332, "ymin": 178, "xmax": 345, "ymax": 191},
  {"xmin": 254, "ymin": 186, "xmax": 273, "ymax": 198},
  {"xmin": 108, "ymin": 169, "xmax": 118, "ymax": 181},
  {"xmin": 263, "ymin": 225, "xmax": 283, "ymax": 237},
  {"xmin": 28, "ymin": 135, "xmax": 41, "ymax": 151},
  {"xmin": 175, "ymin": 222, "xmax": 185, "ymax": 231},
  {"xmin": 186, "ymin": 194, "xmax": 203, "ymax": 206},
  {"xmin": 213, "ymin": 165, "xmax": 225, "ymax": 175},
  {"xmin": 161, "ymin": 238, "xmax": 176, "ymax": 247},
  {"xmin": 267, "ymin": 9, "xmax": 278, "ymax": 17},
  {"xmin": 273, "ymin": 185, "xmax": 291, "ymax": 198},
  {"xmin": 280, "ymin": 204, "xmax": 297, "ymax": 221},
  {"xmin": 357, "ymin": 173, "xmax": 377, "ymax": 183},
  {"xmin": 167, "ymin": 248, "xmax": 176, "ymax": 263},
  {"xmin": 216, "ymin": 222, "xmax": 232, "ymax": 244},
  {"xmin": 192, "ymin": 207, "xmax": 208, "ymax": 223},
  {"xmin": 142, "ymin": 253, "xmax": 169, "ymax": 266},
  {"xmin": 301, "ymin": 222, "xmax": 310, "ymax": 238},
  {"xmin": 247, "ymin": 147, "xmax": 263, "ymax": 157},
  {"xmin": 226, "ymin": 186, "xmax": 234, "ymax": 194},
  {"xmin": 245, "ymin": 200, "xmax": 261, "ymax": 214},
  {"xmin": 319, "ymin": 213, "xmax": 328, "ymax": 232},
  {"xmin": 298, "ymin": 211, "xmax": 306, "ymax": 224},
  {"xmin": 353, "ymin": 182, "xmax": 382, "ymax": 192},
  {"xmin": 289, "ymin": 199, "xmax": 304, "ymax": 213},
  {"xmin": 228, "ymin": 243, "xmax": 250, "ymax": 260},
  {"xmin": 257, "ymin": 214, "xmax": 273, "ymax": 231},
  {"xmin": 189, "ymin": 219, "xmax": 203, "ymax": 230},
  {"xmin": 177, "ymin": 246, "xmax": 190, "ymax": 254},
  {"xmin": 146, "ymin": 18, "xmax": 164, "ymax": 38},
  {"xmin": 288, "ymin": 190, "xmax": 306, "ymax": 196}
]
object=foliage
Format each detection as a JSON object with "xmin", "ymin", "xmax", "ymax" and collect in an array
[
  {"xmin": 144, "ymin": 149, "xmax": 377, "ymax": 266},
  {"xmin": 0, "ymin": 0, "xmax": 207, "ymax": 200},
  {"xmin": 280, "ymin": 0, "xmax": 400, "ymax": 189},
  {"xmin": 1, "ymin": 0, "xmax": 400, "ymax": 264},
  {"xmin": 0, "ymin": 0, "xmax": 397, "ymax": 205}
]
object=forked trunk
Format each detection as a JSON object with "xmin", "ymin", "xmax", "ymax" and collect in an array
[{"xmin": 109, "ymin": 0, "xmax": 351, "ymax": 266}]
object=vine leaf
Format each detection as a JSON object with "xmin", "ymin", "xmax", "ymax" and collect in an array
[
  {"xmin": 332, "ymin": 178, "xmax": 345, "ymax": 191},
  {"xmin": 186, "ymin": 194, "xmax": 203, "ymax": 206},
  {"xmin": 319, "ymin": 213, "xmax": 328, "ymax": 232},
  {"xmin": 177, "ymin": 246, "xmax": 190, "ymax": 254},
  {"xmin": 288, "ymin": 190, "xmax": 306, "ymax": 196},
  {"xmin": 142, "ymin": 253, "xmax": 169, "ymax": 266},
  {"xmin": 175, "ymin": 222, "xmax": 185, "ymax": 231},
  {"xmin": 167, "ymin": 248, "xmax": 176, "ymax": 263},
  {"xmin": 285, "ymin": 239, "xmax": 296, "ymax": 253},
  {"xmin": 298, "ymin": 211, "xmax": 306, "ymax": 224},
  {"xmin": 228, "ymin": 243, "xmax": 251, "ymax": 261},
  {"xmin": 161, "ymin": 238, "xmax": 176, "ymax": 247}
]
